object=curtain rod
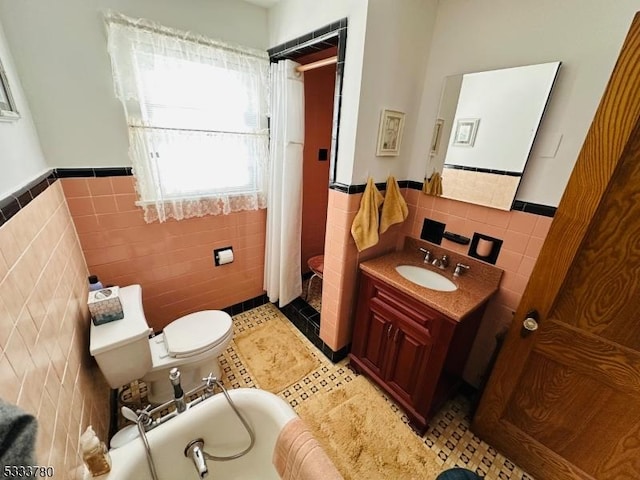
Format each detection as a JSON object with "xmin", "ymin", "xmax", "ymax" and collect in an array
[
  {"xmin": 295, "ymin": 56, "xmax": 338, "ymax": 73},
  {"xmin": 104, "ymin": 11, "xmax": 268, "ymax": 61}
]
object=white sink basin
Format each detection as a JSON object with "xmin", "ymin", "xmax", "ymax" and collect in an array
[{"xmin": 395, "ymin": 265, "xmax": 458, "ymax": 292}]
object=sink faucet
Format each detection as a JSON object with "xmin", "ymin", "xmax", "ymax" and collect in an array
[
  {"xmin": 419, "ymin": 247, "xmax": 432, "ymax": 263},
  {"xmin": 453, "ymin": 263, "xmax": 470, "ymax": 277},
  {"xmin": 169, "ymin": 368, "xmax": 186, "ymax": 413},
  {"xmin": 185, "ymin": 439, "xmax": 209, "ymax": 478},
  {"xmin": 431, "ymin": 255, "xmax": 449, "ymax": 270}
]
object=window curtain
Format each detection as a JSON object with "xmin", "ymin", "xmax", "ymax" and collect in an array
[
  {"xmin": 104, "ymin": 11, "xmax": 270, "ymax": 222},
  {"xmin": 264, "ymin": 60, "xmax": 305, "ymax": 307}
]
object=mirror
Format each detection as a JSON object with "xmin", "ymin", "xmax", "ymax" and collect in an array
[{"xmin": 429, "ymin": 61, "xmax": 561, "ymax": 210}]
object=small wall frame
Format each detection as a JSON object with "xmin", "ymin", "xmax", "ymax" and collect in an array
[
  {"xmin": 452, "ymin": 118, "xmax": 479, "ymax": 147},
  {"xmin": 376, "ymin": 109, "xmax": 405, "ymax": 156},
  {"xmin": 0, "ymin": 58, "xmax": 19, "ymax": 122}
]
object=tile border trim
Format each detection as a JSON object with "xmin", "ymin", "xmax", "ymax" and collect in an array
[
  {"xmin": 329, "ymin": 180, "xmax": 556, "ymax": 217},
  {"xmin": 0, "ymin": 167, "xmax": 136, "ymax": 227}
]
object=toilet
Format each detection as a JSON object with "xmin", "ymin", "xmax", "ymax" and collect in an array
[{"xmin": 89, "ymin": 284, "xmax": 233, "ymax": 404}]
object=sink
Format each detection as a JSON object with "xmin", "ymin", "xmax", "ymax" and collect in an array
[{"xmin": 395, "ymin": 265, "xmax": 458, "ymax": 292}]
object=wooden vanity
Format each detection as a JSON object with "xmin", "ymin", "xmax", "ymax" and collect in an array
[{"xmin": 349, "ymin": 238, "xmax": 502, "ymax": 433}]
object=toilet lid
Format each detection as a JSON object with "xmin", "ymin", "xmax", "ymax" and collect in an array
[{"xmin": 163, "ymin": 310, "xmax": 233, "ymax": 358}]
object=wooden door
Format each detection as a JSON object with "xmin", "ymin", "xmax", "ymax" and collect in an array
[{"xmin": 473, "ymin": 13, "xmax": 640, "ymax": 479}]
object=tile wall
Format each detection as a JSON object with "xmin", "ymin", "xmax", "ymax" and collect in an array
[
  {"xmin": 0, "ymin": 182, "xmax": 110, "ymax": 478},
  {"xmin": 320, "ymin": 189, "xmax": 402, "ymax": 349},
  {"xmin": 301, "ymin": 49, "xmax": 335, "ymax": 271},
  {"xmin": 62, "ymin": 177, "xmax": 266, "ymax": 332},
  {"xmin": 321, "ymin": 187, "xmax": 552, "ymax": 386}
]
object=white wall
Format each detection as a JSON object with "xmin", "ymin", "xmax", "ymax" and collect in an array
[
  {"xmin": 268, "ymin": 0, "xmax": 369, "ymax": 185},
  {"xmin": 351, "ymin": 0, "xmax": 437, "ymax": 185},
  {"xmin": 0, "ymin": 18, "xmax": 47, "ymax": 198},
  {"xmin": 410, "ymin": 0, "xmax": 640, "ymax": 207},
  {"xmin": 0, "ymin": 0, "xmax": 268, "ymax": 169}
]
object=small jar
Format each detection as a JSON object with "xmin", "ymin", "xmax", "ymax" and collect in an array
[{"xmin": 80, "ymin": 426, "xmax": 111, "ymax": 477}]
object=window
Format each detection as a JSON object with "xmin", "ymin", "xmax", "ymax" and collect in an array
[{"xmin": 105, "ymin": 13, "xmax": 270, "ymax": 222}]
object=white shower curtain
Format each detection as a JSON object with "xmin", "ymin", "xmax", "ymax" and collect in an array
[{"xmin": 264, "ymin": 60, "xmax": 305, "ymax": 306}]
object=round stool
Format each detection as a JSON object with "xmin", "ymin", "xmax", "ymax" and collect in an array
[{"xmin": 306, "ymin": 255, "xmax": 324, "ymax": 301}]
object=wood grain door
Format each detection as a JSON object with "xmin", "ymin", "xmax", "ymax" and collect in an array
[{"xmin": 473, "ymin": 13, "xmax": 640, "ymax": 480}]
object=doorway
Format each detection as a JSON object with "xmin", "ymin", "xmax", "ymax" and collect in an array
[{"xmin": 267, "ymin": 20, "xmax": 347, "ymax": 358}]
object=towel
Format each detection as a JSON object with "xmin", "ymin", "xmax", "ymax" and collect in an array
[
  {"xmin": 273, "ymin": 417, "xmax": 343, "ymax": 480},
  {"xmin": 0, "ymin": 400, "xmax": 38, "ymax": 468},
  {"xmin": 350, "ymin": 178, "xmax": 384, "ymax": 252},
  {"xmin": 379, "ymin": 176, "xmax": 408, "ymax": 234},
  {"xmin": 422, "ymin": 171, "xmax": 443, "ymax": 196}
]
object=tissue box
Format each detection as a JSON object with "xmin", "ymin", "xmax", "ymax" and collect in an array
[{"xmin": 88, "ymin": 287, "xmax": 124, "ymax": 326}]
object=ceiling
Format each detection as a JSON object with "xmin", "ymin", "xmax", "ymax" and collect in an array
[{"xmin": 243, "ymin": 0, "xmax": 281, "ymax": 8}]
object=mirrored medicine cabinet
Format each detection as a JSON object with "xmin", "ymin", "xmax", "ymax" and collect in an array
[{"xmin": 428, "ymin": 61, "xmax": 561, "ymax": 210}]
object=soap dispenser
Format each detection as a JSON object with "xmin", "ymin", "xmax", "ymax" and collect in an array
[{"xmin": 80, "ymin": 426, "xmax": 111, "ymax": 477}]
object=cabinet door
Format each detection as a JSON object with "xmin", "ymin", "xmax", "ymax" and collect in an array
[
  {"xmin": 357, "ymin": 309, "xmax": 394, "ymax": 379},
  {"xmin": 385, "ymin": 317, "xmax": 432, "ymax": 404}
]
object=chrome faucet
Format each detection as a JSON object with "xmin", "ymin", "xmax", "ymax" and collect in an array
[
  {"xmin": 432, "ymin": 255, "xmax": 449, "ymax": 270},
  {"xmin": 453, "ymin": 263, "xmax": 470, "ymax": 277},
  {"xmin": 419, "ymin": 247, "xmax": 432, "ymax": 263},
  {"xmin": 169, "ymin": 368, "xmax": 186, "ymax": 413},
  {"xmin": 185, "ymin": 439, "xmax": 209, "ymax": 478}
]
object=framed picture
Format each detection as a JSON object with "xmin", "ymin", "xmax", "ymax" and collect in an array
[
  {"xmin": 453, "ymin": 118, "xmax": 479, "ymax": 147},
  {"xmin": 0, "ymin": 58, "xmax": 19, "ymax": 122},
  {"xmin": 376, "ymin": 109, "xmax": 405, "ymax": 156}
]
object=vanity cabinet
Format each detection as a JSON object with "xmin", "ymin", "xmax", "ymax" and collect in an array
[{"xmin": 350, "ymin": 271, "xmax": 486, "ymax": 433}]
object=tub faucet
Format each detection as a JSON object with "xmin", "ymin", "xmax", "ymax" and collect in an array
[
  {"xmin": 169, "ymin": 368, "xmax": 186, "ymax": 413},
  {"xmin": 185, "ymin": 439, "xmax": 208, "ymax": 478}
]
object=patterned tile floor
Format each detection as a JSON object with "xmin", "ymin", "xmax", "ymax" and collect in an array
[{"xmin": 120, "ymin": 303, "xmax": 533, "ymax": 479}]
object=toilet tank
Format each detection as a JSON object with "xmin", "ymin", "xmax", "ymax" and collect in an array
[{"xmin": 89, "ymin": 284, "xmax": 153, "ymax": 389}]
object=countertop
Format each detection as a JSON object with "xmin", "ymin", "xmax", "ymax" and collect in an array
[{"xmin": 359, "ymin": 238, "xmax": 503, "ymax": 322}]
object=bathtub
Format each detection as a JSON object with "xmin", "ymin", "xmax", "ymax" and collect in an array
[{"xmin": 104, "ymin": 388, "xmax": 298, "ymax": 479}]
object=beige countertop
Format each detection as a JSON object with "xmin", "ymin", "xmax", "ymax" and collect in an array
[{"xmin": 359, "ymin": 237, "xmax": 503, "ymax": 322}]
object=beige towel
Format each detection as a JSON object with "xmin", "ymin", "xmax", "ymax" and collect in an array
[
  {"xmin": 350, "ymin": 177, "xmax": 384, "ymax": 252},
  {"xmin": 379, "ymin": 175, "xmax": 408, "ymax": 234},
  {"xmin": 422, "ymin": 171, "xmax": 443, "ymax": 196},
  {"xmin": 273, "ymin": 417, "xmax": 343, "ymax": 480}
]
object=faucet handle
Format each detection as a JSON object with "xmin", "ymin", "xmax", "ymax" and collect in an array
[
  {"xmin": 202, "ymin": 373, "xmax": 218, "ymax": 391},
  {"xmin": 441, "ymin": 255, "xmax": 449, "ymax": 268},
  {"xmin": 419, "ymin": 247, "xmax": 432, "ymax": 262},
  {"xmin": 453, "ymin": 263, "xmax": 470, "ymax": 277}
]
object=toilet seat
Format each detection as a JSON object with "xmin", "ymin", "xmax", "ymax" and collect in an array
[{"xmin": 163, "ymin": 310, "xmax": 233, "ymax": 358}]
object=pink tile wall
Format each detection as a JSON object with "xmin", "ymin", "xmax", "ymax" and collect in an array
[
  {"xmin": 0, "ymin": 182, "xmax": 110, "ymax": 478},
  {"xmin": 62, "ymin": 177, "xmax": 266, "ymax": 332},
  {"xmin": 402, "ymin": 193, "xmax": 552, "ymax": 386},
  {"xmin": 322, "ymin": 187, "xmax": 551, "ymax": 386},
  {"xmin": 320, "ymin": 189, "xmax": 403, "ymax": 350}
]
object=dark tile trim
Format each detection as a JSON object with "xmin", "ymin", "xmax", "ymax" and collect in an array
[
  {"xmin": 329, "ymin": 179, "xmax": 556, "ymax": 218},
  {"xmin": 0, "ymin": 170, "xmax": 57, "ymax": 226},
  {"xmin": 268, "ymin": 19, "xmax": 348, "ymax": 185},
  {"xmin": 55, "ymin": 167, "xmax": 132, "ymax": 178},
  {"xmin": 512, "ymin": 200, "xmax": 557, "ymax": 217},
  {"xmin": 443, "ymin": 164, "xmax": 522, "ymax": 177},
  {"xmin": 278, "ymin": 296, "xmax": 349, "ymax": 363},
  {"xmin": 222, "ymin": 293, "xmax": 270, "ymax": 317}
]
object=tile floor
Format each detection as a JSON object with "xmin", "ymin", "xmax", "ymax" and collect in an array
[{"xmin": 120, "ymin": 303, "xmax": 533, "ymax": 479}]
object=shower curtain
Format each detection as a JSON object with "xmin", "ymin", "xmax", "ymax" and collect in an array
[{"xmin": 264, "ymin": 59, "xmax": 305, "ymax": 306}]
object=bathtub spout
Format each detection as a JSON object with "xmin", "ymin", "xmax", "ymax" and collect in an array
[{"xmin": 185, "ymin": 439, "xmax": 208, "ymax": 478}]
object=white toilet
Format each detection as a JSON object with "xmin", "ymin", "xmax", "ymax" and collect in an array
[{"xmin": 89, "ymin": 284, "xmax": 233, "ymax": 404}]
